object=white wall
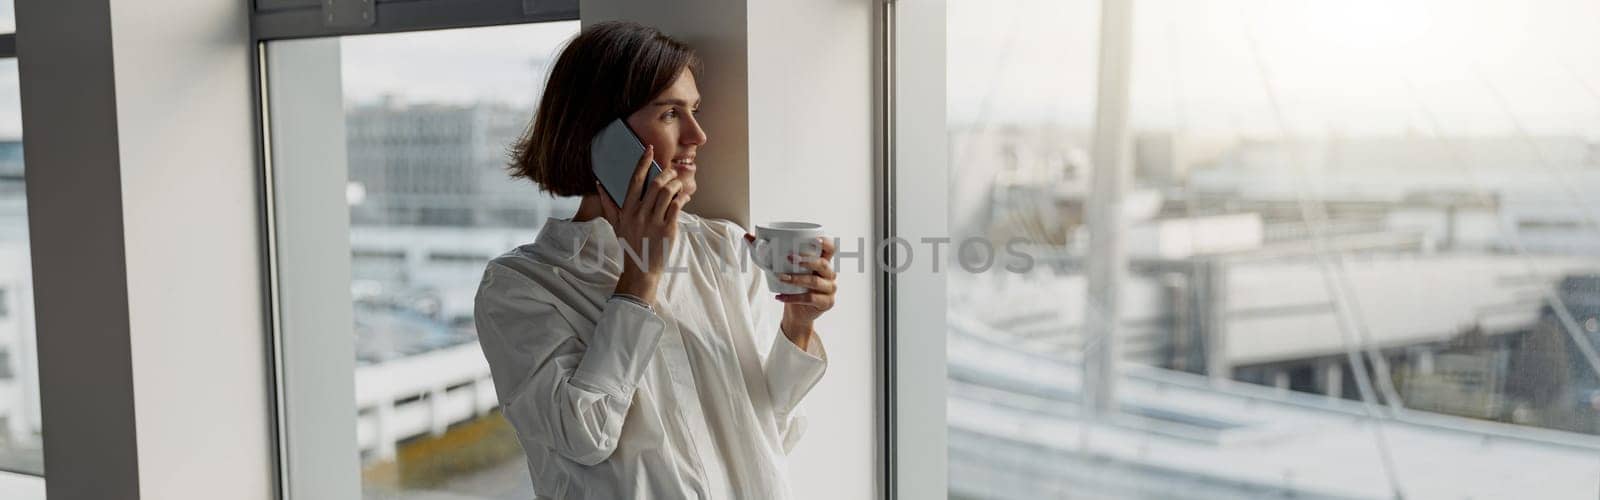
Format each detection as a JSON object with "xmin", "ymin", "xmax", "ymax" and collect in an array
[
  {"xmin": 582, "ymin": 1, "xmax": 880, "ymax": 497},
  {"xmin": 746, "ymin": 2, "xmax": 878, "ymax": 499},
  {"xmin": 110, "ymin": 0, "xmax": 275, "ymax": 497}
]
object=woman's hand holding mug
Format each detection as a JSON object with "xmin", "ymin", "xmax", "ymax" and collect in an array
[
  {"xmin": 598, "ymin": 144, "xmax": 690, "ymax": 306},
  {"xmin": 744, "ymin": 225, "xmax": 837, "ymax": 350}
]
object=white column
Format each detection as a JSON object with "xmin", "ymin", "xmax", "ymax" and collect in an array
[
  {"xmin": 474, "ymin": 378, "xmax": 490, "ymax": 417},
  {"xmin": 113, "ymin": 0, "xmax": 277, "ymax": 492},
  {"xmin": 1083, "ymin": 0, "xmax": 1136, "ymax": 415},
  {"xmin": 376, "ymin": 402, "xmax": 398, "ymax": 461},
  {"xmin": 19, "ymin": 0, "xmax": 275, "ymax": 498},
  {"xmin": 429, "ymin": 388, "xmax": 448, "ymax": 437},
  {"xmin": 1415, "ymin": 349, "xmax": 1436, "ymax": 375},
  {"xmin": 1324, "ymin": 360, "xmax": 1344, "ymax": 399},
  {"xmin": 1204, "ymin": 259, "xmax": 1232, "ymax": 382}
]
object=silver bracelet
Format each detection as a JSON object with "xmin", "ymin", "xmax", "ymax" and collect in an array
[{"xmin": 610, "ymin": 292, "xmax": 652, "ymax": 311}]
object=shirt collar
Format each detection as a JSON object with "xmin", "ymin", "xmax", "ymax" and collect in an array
[
  {"xmin": 531, "ymin": 211, "xmax": 699, "ymax": 271},
  {"xmin": 533, "ymin": 215, "xmax": 615, "ymax": 262}
]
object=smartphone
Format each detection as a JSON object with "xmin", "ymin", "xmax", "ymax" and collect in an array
[{"xmin": 591, "ymin": 118, "xmax": 662, "ymax": 209}]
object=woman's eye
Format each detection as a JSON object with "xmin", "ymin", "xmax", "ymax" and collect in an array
[
  {"xmin": 691, "ymin": 108, "xmax": 701, "ymax": 116},
  {"xmin": 662, "ymin": 110, "xmax": 677, "ymax": 120}
]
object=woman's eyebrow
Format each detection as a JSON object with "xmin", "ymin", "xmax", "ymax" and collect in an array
[{"xmin": 651, "ymin": 98, "xmax": 699, "ymax": 107}]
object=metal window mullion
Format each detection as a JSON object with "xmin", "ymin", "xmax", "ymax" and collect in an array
[
  {"xmin": 875, "ymin": 0, "xmax": 896, "ymax": 496},
  {"xmin": 254, "ymin": 0, "xmax": 324, "ymax": 14},
  {"xmin": 251, "ymin": 0, "xmax": 577, "ymax": 41}
]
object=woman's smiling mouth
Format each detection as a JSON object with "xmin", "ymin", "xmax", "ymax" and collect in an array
[{"xmin": 672, "ymin": 157, "xmax": 696, "ymax": 172}]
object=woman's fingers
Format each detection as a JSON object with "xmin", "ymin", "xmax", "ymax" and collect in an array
[
  {"xmin": 817, "ymin": 236, "xmax": 836, "ymax": 260},
  {"xmin": 788, "ymin": 254, "xmax": 837, "ymax": 280},
  {"xmin": 637, "ymin": 166, "xmax": 677, "ymax": 220},
  {"xmin": 623, "ymin": 144, "xmax": 655, "ymax": 209},
  {"xmin": 665, "ymin": 193, "xmax": 689, "ymax": 223},
  {"xmin": 776, "ymin": 292, "xmax": 834, "ymax": 310},
  {"xmin": 650, "ymin": 177, "xmax": 684, "ymax": 222},
  {"xmin": 778, "ymin": 273, "xmax": 835, "ymax": 294}
]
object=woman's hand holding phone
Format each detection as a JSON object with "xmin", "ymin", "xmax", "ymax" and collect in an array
[{"xmin": 597, "ymin": 144, "xmax": 690, "ymax": 305}]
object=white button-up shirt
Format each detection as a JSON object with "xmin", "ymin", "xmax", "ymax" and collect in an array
[{"xmin": 474, "ymin": 211, "xmax": 828, "ymax": 500}]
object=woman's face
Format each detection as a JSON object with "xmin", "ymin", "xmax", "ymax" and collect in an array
[{"xmin": 626, "ymin": 68, "xmax": 707, "ymax": 198}]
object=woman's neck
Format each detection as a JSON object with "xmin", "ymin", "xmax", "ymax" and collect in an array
[{"xmin": 572, "ymin": 194, "xmax": 607, "ymax": 222}]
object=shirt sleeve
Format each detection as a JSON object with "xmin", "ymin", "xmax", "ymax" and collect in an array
[
  {"xmin": 765, "ymin": 324, "xmax": 827, "ymax": 418},
  {"xmin": 474, "ymin": 262, "xmax": 666, "ymax": 466},
  {"xmin": 705, "ymin": 217, "xmax": 831, "ymax": 452},
  {"xmin": 733, "ymin": 226, "xmax": 829, "ymax": 452},
  {"xmin": 765, "ymin": 326, "xmax": 827, "ymax": 453}
]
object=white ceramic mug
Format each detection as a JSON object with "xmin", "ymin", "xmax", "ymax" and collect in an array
[{"xmin": 746, "ymin": 221, "xmax": 825, "ymax": 294}]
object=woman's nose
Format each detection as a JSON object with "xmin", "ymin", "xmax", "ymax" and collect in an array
[{"xmin": 684, "ymin": 115, "xmax": 708, "ymax": 146}]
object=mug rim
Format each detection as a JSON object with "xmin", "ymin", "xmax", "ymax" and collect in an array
[{"xmin": 756, "ymin": 221, "xmax": 822, "ymax": 231}]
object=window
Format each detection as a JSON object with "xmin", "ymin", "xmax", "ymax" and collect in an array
[
  {"xmin": 266, "ymin": 21, "xmax": 580, "ymax": 498},
  {"xmin": 921, "ymin": 0, "xmax": 1600, "ymax": 497},
  {"xmin": 0, "ymin": 54, "xmax": 43, "ymax": 495}
]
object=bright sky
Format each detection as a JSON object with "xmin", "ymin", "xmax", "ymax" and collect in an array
[
  {"xmin": 337, "ymin": 0, "xmax": 1600, "ymax": 139},
  {"xmin": 4, "ymin": 1, "xmax": 1595, "ymax": 141},
  {"xmin": 949, "ymin": 0, "xmax": 1600, "ymax": 137},
  {"xmin": 340, "ymin": 21, "xmax": 580, "ymax": 110}
]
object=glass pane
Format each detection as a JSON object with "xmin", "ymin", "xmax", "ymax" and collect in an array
[
  {"xmin": 0, "ymin": 56, "xmax": 44, "ymax": 498},
  {"xmin": 0, "ymin": 1, "xmax": 12, "ymax": 35},
  {"xmin": 346, "ymin": 23, "xmax": 580, "ymax": 499},
  {"xmin": 271, "ymin": 22, "xmax": 580, "ymax": 499},
  {"xmin": 944, "ymin": 0, "xmax": 1600, "ymax": 498}
]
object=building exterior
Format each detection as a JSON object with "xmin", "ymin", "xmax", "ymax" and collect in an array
[
  {"xmin": 949, "ymin": 127, "xmax": 1600, "ymax": 441},
  {"xmin": 345, "ymin": 100, "xmax": 575, "ymax": 229},
  {"xmin": 949, "ymin": 313, "xmax": 1600, "ymax": 500},
  {"xmin": 0, "ymin": 162, "xmax": 39, "ymax": 473}
]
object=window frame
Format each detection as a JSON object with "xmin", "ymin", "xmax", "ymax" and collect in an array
[
  {"xmin": 883, "ymin": 0, "xmax": 949, "ymax": 499},
  {"xmin": 249, "ymin": 5, "xmax": 577, "ymax": 498},
  {"xmin": 252, "ymin": 1, "xmax": 920, "ymax": 497},
  {"xmin": 252, "ymin": 0, "xmax": 576, "ymax": 41}
]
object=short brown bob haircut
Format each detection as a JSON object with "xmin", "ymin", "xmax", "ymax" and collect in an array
[{"xmin": 508, "ymin": 21, "xmax": 701, "ymax": 197}]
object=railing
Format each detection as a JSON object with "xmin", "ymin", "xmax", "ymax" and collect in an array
[
  {"xmin": 1261, "ymin": 218, "xmax": 1387, "ymax": 243},
  {"xmin": 353, "ymin": 342, "xmax": 499, "ymax": 461}
]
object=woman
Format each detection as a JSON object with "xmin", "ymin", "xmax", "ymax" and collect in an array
[{"xmin": 474, "ymin": 21, "xmax": 839, "ymax": 500}]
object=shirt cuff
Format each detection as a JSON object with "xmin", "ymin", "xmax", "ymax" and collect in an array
[
  {"xmin": 609, "ymin": 292, "xmax": 652, "ymax": 311},
  {"xmin": 765, "ymin": 331, "xmax": 828, "ymax": 416},
  {"xmin": 570, "ymin": 297, "xmax": 667, "ymax": 399}
]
